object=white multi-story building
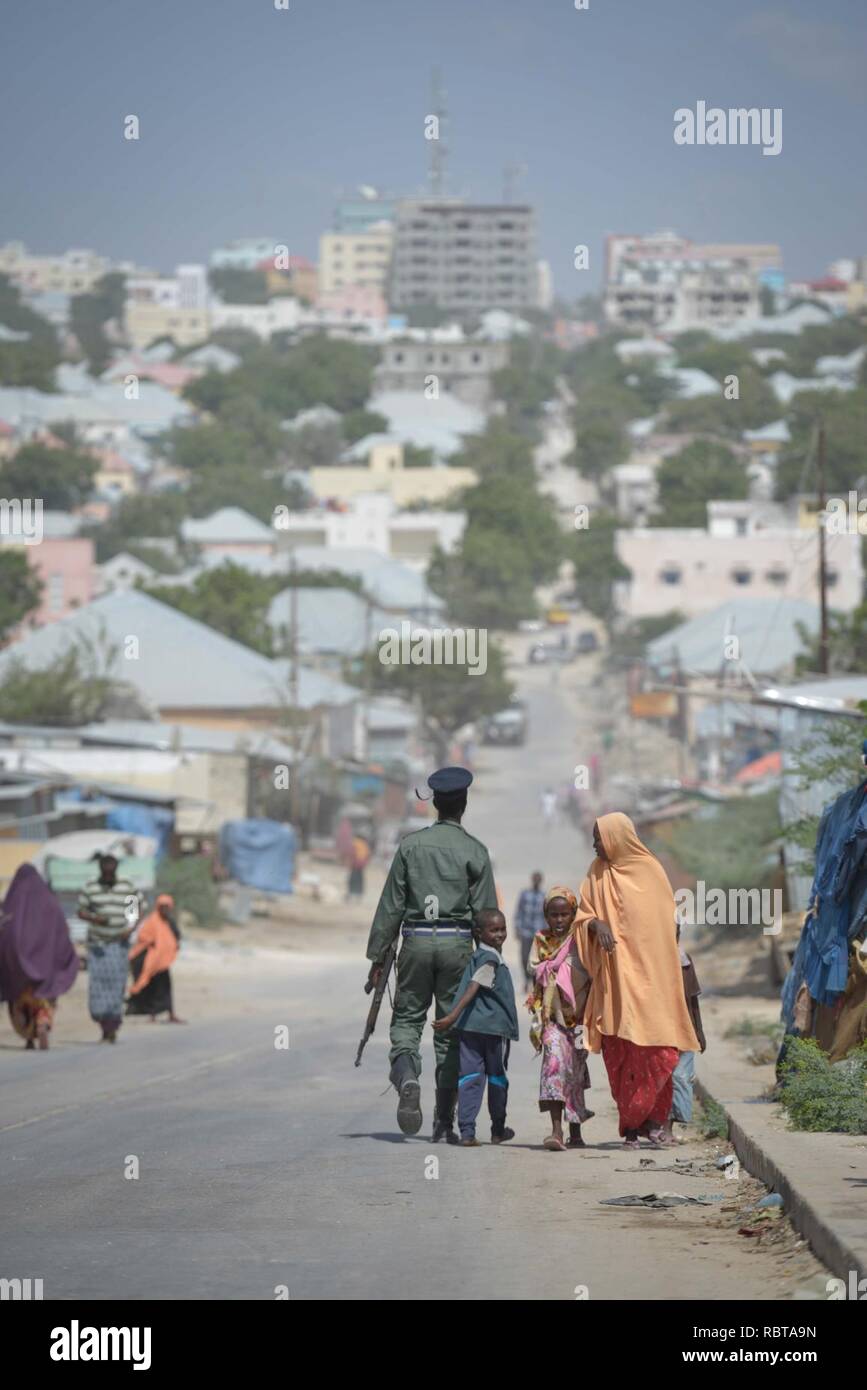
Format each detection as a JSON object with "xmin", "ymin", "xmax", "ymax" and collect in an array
[
  {"xmin": 124, "ymin": 264, "xmax": 210, "ymax": 349},
  {"xmin": 604, "ymin": 231, "xmax": 781, "ymax": 333},
  {"xmin": 615, "ymin": 503, "xmax": 863, "ymax": 620},
  {"xmin": 390, "ymin": 200, "xmax": 537, "ymax": 313},
  {"xmin": 208, "ymin": 295, "xmax": 302, "ymax": 339},
  {"xmin": 273, "ymin": 492, "xmax": 465, "ymax": 572}
]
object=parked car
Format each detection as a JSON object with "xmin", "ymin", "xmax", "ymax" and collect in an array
[
  {"xmin": 518, "ymin": 618, "xmax": 545, "ymax": 633},
  {"xmin": 482, "ymin": 706, "xmax": 528, "ymax": 747},
  {"xmin": 527, "ymin": 643, "xmax": 549, "ymax": 665},
  {"xmin": 575, "ymin": 629, "xmax": 600, "ymax": 654}
]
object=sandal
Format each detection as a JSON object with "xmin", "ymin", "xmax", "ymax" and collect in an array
[
  {"xmin": 645, "ymin": 1127, "xmax": 676, "ymax": 1147},
  {"xmin": 544, "ymin": 1135, "xmax": 567, "ymax": 1151},
  {"xmin": 623, "ymin": 1137, "xmax": 641, "ymax": 1150}
]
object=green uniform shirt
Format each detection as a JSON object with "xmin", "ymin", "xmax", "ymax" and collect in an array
[{"xmin": 366, "ymin": 818, "xmax": 497, "ymax": 963}]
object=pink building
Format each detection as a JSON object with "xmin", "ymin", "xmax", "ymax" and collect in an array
[
  {"xmin": 2, "ymin": 535, "xmax": 96, "ymax": 643},
  {"xmin": 316, "ymin": 285, "xmax": 387, "ymax": 324}
]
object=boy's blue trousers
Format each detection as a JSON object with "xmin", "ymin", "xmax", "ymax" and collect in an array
[{"xmin": 457, "ymin": 1030, "xmax": 510, "ymax": 1139}]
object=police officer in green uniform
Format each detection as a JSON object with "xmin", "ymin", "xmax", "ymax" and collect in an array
[{"xmin": 366, "ymin": 767, "xmax": 497, "ymax": 1142}]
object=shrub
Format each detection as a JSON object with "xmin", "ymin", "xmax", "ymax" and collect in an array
[
  {"xmin": 697, "ymin": 1095, "xmax": 729, "ymax": 1139},
  {"xmin": 778, "ymin": 1036, "xmax": 867, "ymax": 1134},
  {"xmin": 156, "ymin": 855, "xmax": 220, "ymax": 929}
]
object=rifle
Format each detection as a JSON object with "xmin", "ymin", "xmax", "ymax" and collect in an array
[{"xmin": 354, "ymin": 939, "xmax": 397, "ymax": 1067}]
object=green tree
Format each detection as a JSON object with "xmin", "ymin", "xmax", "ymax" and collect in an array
[
  {"xmin": 0, "ymin": 636, "xmax": 127, "ymax": 725},
  {"xmin": 794, "ymin": 606, "xmax": 867, "ymax": 677},
  {"xmin": 185, "ymin": 465, "xmax": 287, "ymax": 524},
  {"xmin": 208, "ymin": 267, "xmax": 270, "ymax": 304},
  {"xmin": 451, "ymin": 420, "xmax": 535, "ymax": 480},
  {"xmin": 564, "ymin": 508, "xmax": 630, "ymax": 620},
  {"xmin": 84, "ymin": 491, "xmax": 187, "ymax": 562},
  {"xmin": 364, "ymin": 638, "xmax": 513, "ymax": 764},
  {"xmin": 0, "ymin": 442, "xmax": 98, "ymax": 510},
  {"xmin": 429, "ymin": 464, "xmax": 562, "ymax": 628},
  {"xmin": 0, "ymin": 273, "xmax": 61, "ymax": 389},
  {"xmin": 776, "ymin": 389, "xmax": 867, "ymax": 499},
  {"xmin": 568, "ymin": 387, "xmax": 631, "ymax": 481},
  {"xmin": 607, "ymin": 610, "xmax": 685, "ymax": 669},
  {"xmin": 143, "ymin": 562, "xmax": 285, "ymax": 654},
  {"xmin": 650, "ymin": 440, "xmax": 747, "ymax": 526},
  {"xmin": 342, "ymin": 408, "xmax": 388, "ymax": 444},
  {"xmin": 183, "ymin": 334, "xmax": 377, "ymax": 419},
  {"xmin": 492, "ymin": 337, "xmax": 561, "ymax": 436},
  {"xmin": 70, "ymin": 272, "xmax": 126, "ymax": 374},
  {"xmin": 0, "ymin": 551, "xmax": 43, "ymax": 642}
]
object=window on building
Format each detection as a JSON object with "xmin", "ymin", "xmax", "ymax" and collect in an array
[
  {"xmin": 48, "ymin": 573, "xmax": 64, "ymax": 612},
  {"xmin": 825, "ymin": 568, "xmax": 839, "ymax": 588},
  {"xmin": 731, "ymin": 568, "xmax": 753, "ymax": 585},
  {"xmin": 765, "ymin": 569, "xmax": 788, "ymax": 585},
  {"xmin": 660, "ymin": 567, "xmax": 682, "ymax": 585}
]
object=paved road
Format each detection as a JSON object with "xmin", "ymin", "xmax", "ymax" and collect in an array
[{"xmin": 0, "ymin": 663, "xmax": 822, "ymax": 1299}]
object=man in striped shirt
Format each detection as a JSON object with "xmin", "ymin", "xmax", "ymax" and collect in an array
[{"xmin": 78, "ymin": 854, "xmax": 140, "ymax": 1041}]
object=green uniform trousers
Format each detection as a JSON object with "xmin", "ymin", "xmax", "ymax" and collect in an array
[{"xmin": 389, "ymin": 930, "xmax": 472, "ymax": 1089}]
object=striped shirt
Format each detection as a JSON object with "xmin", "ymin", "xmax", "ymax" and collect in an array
[{"xmin": 78, "ymin": 878, "xmax": 139, "ymax": 945}]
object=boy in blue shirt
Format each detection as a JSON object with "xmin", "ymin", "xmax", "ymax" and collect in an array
[{"xmin": 433, "ymin": 908, "xmax": 519, "ymax": 1146}]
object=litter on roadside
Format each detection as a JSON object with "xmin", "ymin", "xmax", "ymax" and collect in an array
[{"xmin": 600, "ymin": 1191, "xmax": 723, "ymax": 1209}]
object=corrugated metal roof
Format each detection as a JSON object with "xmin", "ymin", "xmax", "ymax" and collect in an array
[
  {"xmin": 647, "ymin": 598, "xmax": 819, "ymax": 677},
  {"xmin": 0, "ymin": 591, "xmax": 358, "ymax": 712}
]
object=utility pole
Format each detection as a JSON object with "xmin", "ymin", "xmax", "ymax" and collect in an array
[
  {"xmin": 288, "ymin": 550, "xmax": 301, "ymax": 829},
  {"xmin": 817, "ymin": 418, "xmax": 830, "ymax": 676}
]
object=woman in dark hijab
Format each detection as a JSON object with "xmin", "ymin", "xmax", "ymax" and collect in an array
[{"xmin": 0, "ymin": 864, "xmax": 79, "ymax": 1050}]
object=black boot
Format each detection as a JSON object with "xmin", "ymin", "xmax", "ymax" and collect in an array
[
  {"xmin": 432, "ymin": 1087, "xmax": 459, "ymax": 1144},
  {"xmin": 389, "ymin": 1054, "xmax": 422, "ymax": 1136}
]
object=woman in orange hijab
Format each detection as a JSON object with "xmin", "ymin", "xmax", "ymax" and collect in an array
[
  {"xmin": 126, "ymin": 894, "xmax": 184, "ymax": 1023},
  {"xmin": 574, "ymin": 813, "xmax": 699, "ymax": 1149}
]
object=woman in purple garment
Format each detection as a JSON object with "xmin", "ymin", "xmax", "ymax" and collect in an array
[{"xmin": 0, "ymin": 865, "xmax": 79, "ymax": 1050}]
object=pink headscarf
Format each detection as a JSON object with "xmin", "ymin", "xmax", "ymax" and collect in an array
[{"xmin": 535, "ymin": 885, "xmax": 579, "ymax": 1008}]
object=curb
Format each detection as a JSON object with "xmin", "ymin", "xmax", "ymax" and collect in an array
[{"xmin": 694, "ymin": 1075, "xmax": 867, "ymax": 1284}]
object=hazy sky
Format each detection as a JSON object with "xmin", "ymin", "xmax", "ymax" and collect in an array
[{"xmin": 2, "ymin": 0, "xmax": 865, "ymax": 294}]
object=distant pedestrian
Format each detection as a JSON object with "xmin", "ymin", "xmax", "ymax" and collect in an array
[
  {"xmin": 433, "ymin": 908, "xmax": 519, "ymax": 1146},
  {"xmin": 527, "ymin": 886, "xmax": 593, "ymax": 1150},
  {"xmin": 661, "ymin": 926, "xmax": 706, "ymax": 1142},
  {"xmin": 346, "ymin": 835, "xmax": 371, "ymax": 901},
  {"xmin": 514, "ymin": 871, "xmax": 546, "ymax": 986},
  {"xmin": 540, "ymin": 788, "xmax": 557, "ymax": 829},
  {"xmin": 78, "ymin": 854, "xmax": 139, "ymax": 1043},
  {"xmin": 0, "ymin": 865, "xmax": 78, "ymax": 1051},
  {"xmin": 126, "ymin": 893, "xmax": 184, "ymax": 1024}
]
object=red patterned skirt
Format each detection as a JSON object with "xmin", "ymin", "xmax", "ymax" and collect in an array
[{"xmin": 601, "ymin": 1035, "xmax": 679, "ymax": 1136}]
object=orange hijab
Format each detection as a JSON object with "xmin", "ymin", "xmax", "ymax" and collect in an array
[
  {"xmin": 128, "ymin": 894, "xmax": 178, "ymax": 995},
  {"xmin": 573, "ymin": 813, "xmax": 699, "ymax": 1053}
]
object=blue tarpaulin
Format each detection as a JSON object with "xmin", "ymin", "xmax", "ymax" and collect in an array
[
  {"xmin": 219, "ymin": 819, "xmax": 296, "ymax": 894},
  {"xmin": 106, "ymin": 803, "xmax": 175, "ymax": 860}
]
